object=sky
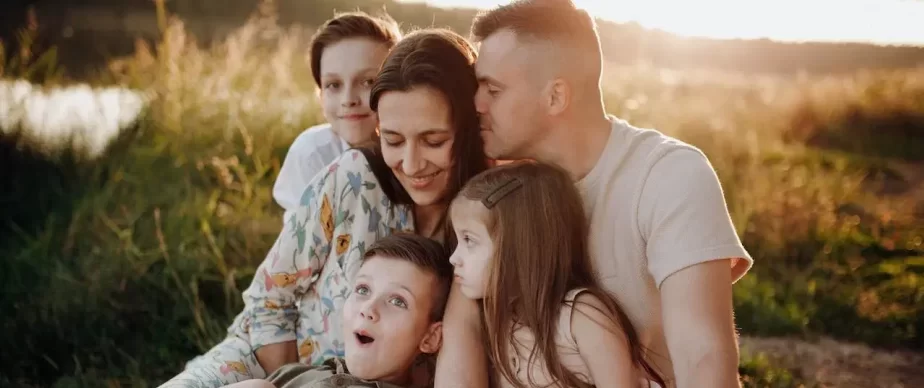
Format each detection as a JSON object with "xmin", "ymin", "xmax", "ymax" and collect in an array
[{"xmin": 401, "ymin": 0, "xmax": 924, "ymax": 46}]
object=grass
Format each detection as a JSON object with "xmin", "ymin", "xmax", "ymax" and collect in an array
[
  {"xmin": 2, "ymin": 4, "xmax": 923, "ymax": 388},
  {"xmin": 739, "ymin": 336, "xmax": 924, "ymax": 387}
]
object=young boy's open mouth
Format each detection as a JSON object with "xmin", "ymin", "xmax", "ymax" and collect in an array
[{"xmin": 355, "ymin": 330, "xmax": 375, "ymax": 345}]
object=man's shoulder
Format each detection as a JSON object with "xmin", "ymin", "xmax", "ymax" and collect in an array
[
  {"xmin": 612, "ymin": 117, "xmax": 701, "ymax": 160},
  {"xmin": 599, "ymin": 116, "xmax": 707, "ymax": 183},
  {"xmin": 585, "ymin": 118, "xmax": 719, "ymax": 215},
  {"xmin": 631, "ymin": 130, "xmax": 714, "ymax": 188}
]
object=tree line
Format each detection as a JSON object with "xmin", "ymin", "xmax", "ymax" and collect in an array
[{"xmin": 2, "ymin": 0, "xmax": 923, "ymax": 79}]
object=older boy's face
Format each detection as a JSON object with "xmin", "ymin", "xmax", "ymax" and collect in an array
[
  {"xmin": 342, "ymin": 256, "xmax": 442, "ymax": 383},
  {"xmin": 318, "ymin": 38, "xmax": 390, "ymax": 147}
]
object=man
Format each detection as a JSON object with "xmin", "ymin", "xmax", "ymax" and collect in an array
[{"xmin": 436, "ymin": 1, "xmax": 753, "ymax": 387}]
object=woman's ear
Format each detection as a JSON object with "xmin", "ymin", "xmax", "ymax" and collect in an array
[{"xmin": 418, "ymin": 321, "xmax": 443, "ymax": 354}]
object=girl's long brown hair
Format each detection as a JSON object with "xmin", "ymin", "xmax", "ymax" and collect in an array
[{"xmin": 454, "ymin": 161, "xmax": 666, "ymax": 388}]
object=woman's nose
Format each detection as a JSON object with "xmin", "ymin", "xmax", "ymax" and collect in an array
[{"xmin": 401, "ymin": 146, "xmax": 426, "ymax": 176}]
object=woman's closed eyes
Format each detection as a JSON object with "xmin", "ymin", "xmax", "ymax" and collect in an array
[{"xmin": 382, "ymin": 134, "xmax": 450, "ymax": 148}]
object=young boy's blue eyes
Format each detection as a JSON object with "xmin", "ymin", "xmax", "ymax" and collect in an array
[
  {"xmin": 389, "ymin": 297, "xmax": 408, "ymax": 309},
  {"xmin": 353, "ymin": 284, "xmax": 408, "ymax": 309}
]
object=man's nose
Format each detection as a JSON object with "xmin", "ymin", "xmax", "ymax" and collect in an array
[{"xmin": 474, "ymin": 86, "xmax": 489, "ymax": 115}]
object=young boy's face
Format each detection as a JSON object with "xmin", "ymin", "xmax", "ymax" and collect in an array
[
  {"xmin": 341, "ymin": 255, "xmax": 443, "ymax": 383},
  {"xmin": 318, "ymin": 37, "xmax": 390, "ymax": 147}
]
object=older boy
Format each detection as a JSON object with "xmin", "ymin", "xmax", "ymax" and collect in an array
[{"xmin": 273, "ymin": 12, "xmax": 401, "ymax": 224}]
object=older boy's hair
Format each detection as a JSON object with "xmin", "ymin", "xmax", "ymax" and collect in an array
[
  {"xmin": 361, "ymin": 233, "xmax": 453, "ymax": 321},
  {"xmin": 309, "ymin": 11, "xmax": 402, "ymax": 87},
  {"xmin": 470, "ymin": 0, "xmax": 600, "ymax": 53}
]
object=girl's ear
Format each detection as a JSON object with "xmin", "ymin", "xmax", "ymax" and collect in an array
[{"xmin": 418, "ymin": 321, "xmax": 443, "ymax": 354}]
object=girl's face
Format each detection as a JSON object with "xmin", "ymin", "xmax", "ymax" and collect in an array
[
  {"xmin": 377, "ymin": 86, "xmax": 456, "ymax": 207},
  {"xmin": 447, "ymin": 198, "xmax": 494, "ymax": 299},
  {"xmin": 318, "ymin": 38, "xmax": 390, "ymax": 146}
]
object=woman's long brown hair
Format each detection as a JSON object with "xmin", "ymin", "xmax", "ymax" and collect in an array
[{"xmin": 453, "ymin": 161, "xmax": 666, "ymax": 388}]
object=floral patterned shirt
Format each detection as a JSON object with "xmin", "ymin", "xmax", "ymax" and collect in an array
[{"xmin": 229, "ymin": 149, "xmax": 415, "ymax": 364}]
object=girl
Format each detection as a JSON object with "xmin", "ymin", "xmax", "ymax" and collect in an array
[
  {"xmin": 448, "ymin": 161, "xmax": 666, "ymax": 388},
  {"xmin": 160, "ymin": 28, "xmax": 491, "ymax": 388}
]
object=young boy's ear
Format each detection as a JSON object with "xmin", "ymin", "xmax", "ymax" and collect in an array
[{"xmin": 418, "ymin": 321, "xmax": 442, "ymax": 354}]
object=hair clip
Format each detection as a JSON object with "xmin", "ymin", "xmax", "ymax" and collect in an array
[{"xmin": 481, "ymin": 177, "xmax": 523, "ymax": 209}]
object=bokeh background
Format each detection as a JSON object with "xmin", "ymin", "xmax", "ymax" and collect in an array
[{"xmin": 1, "ymin": 1, "xmax": 922, "ymax": 387}]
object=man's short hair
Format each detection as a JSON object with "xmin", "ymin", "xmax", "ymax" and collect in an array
[
  {"xmin": 361, "ymin": 233, "xmax": 454, "ymax": 321},
  {"xmin": 470, "ymin": 0, "xmax": 600, "ymax": 52}
]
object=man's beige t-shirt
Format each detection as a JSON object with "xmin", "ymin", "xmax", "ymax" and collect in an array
[{"xmin": 576, "ymin": 116, "xmax": 753, "ymax": 384}]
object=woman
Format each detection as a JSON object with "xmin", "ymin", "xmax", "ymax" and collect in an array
[{"xmin": 159, "ymin": 28, "xmax": 491, "ymax": 388}]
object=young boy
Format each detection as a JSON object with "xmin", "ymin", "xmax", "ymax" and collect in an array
[
  {"xmin": 225, "ymin": 233, "xmax": 453, "ymax": 388},
  {"xmin": 273, "ymin": 11, "xmax": 401, "ymax": 224}
]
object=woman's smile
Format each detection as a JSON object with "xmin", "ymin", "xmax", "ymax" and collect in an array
[{"xmin": 404, "ymin": 170, "xmax": 444, "ymax": 189}]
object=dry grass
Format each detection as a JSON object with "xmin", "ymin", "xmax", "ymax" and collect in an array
[{"xmin": 741, "ymin": 336, "xmax": 924, "ymax": 387}]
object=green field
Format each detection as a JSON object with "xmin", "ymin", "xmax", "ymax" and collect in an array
[{"xmin": 1, "ymin": 3, "xmax": 922, "ymax": 387}]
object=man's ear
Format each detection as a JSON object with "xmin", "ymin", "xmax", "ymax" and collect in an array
[
  {"xmin": 418, "ymin": 321, "xmax": 443, "ymax": 354},
  {"xmin": 544, "ymin": 77, "xmax": 570, "ymax": 116}
]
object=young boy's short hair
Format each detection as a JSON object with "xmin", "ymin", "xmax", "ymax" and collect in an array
[
  {"xmin": 309, "ymin": 12, "xmax": 402, "ymax": 87},
  {"xmin": 361, "ymin": 233, "xmax": 454, "ymax": 321}
]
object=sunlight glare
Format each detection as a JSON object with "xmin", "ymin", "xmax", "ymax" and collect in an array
[
  {"xmin": 407, "ymin": 0, "xmax": 924, "ymax": 45},
  {"xmin": 580, "ymin": 0, "xmax": 924, "ymax": 45}
]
